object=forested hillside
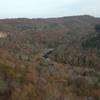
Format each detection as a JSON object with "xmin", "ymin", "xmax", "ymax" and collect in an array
[{"xmin": 0, "ymin": 15, "xmax": 100, "ymax": 99}]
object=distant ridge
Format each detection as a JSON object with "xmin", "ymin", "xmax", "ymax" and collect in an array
[{"xmin": 0, "ymin": 15, "xmax": 97, "ymax": 20}]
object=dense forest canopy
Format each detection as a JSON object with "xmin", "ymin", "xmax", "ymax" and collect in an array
[{"xmin": 0, "ymin": 15, "xmax": 100, "ymax": 99}]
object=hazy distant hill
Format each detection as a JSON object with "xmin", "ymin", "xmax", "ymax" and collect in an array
[{"xmin": 0, "ymin": 15, "xmax": 99, "ymax": 33}]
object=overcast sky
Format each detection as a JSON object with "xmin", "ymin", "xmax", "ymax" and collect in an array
[{"xmin": 0, "ymin": 0, "xmax": 99, "ymax": 18}]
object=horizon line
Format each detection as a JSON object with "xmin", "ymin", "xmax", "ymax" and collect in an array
[{"xmin": 0, "ymin": 14, "xmax": 100, "ymax": 20}]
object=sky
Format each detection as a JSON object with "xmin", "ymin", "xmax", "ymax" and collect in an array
[{"xmin": 0, "ymin": 0, "xmax": 99, "ymax": 18}]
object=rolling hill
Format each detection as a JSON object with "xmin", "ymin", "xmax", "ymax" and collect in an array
[{"xmin": 0, "ymin": 15, "xmax": 100, "ymax": 99}]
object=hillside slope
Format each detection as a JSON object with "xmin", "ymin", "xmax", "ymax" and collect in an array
[{"xmin": 0, "ymin": 15, "xmax": 100, "ymax": 99}]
